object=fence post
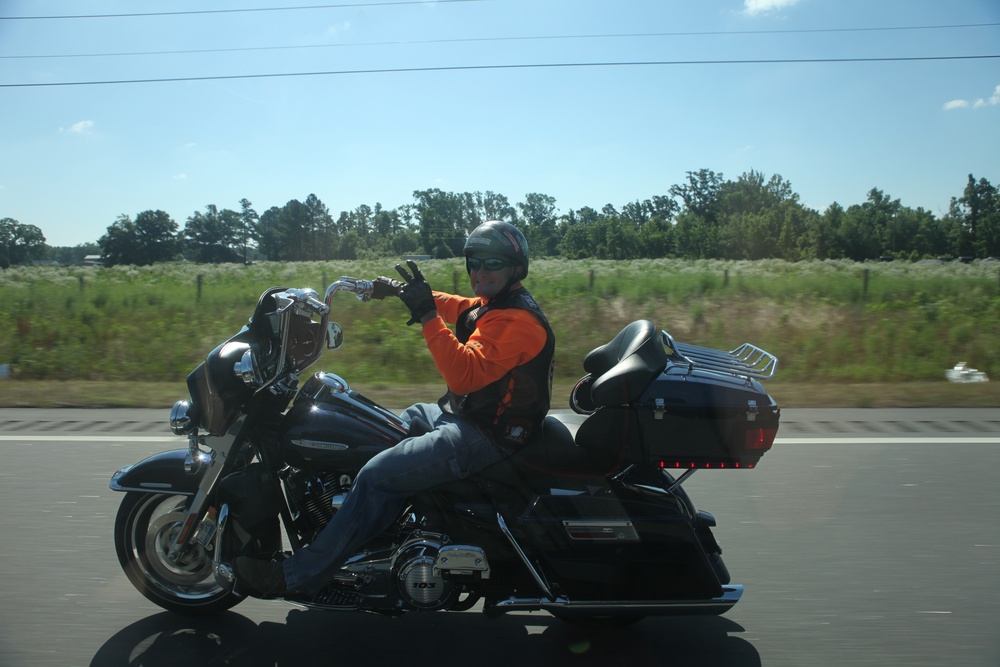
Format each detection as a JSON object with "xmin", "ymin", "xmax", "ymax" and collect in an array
[
  {"xmin": 453, "ymin": 270, "xmax": 459, "ymax": 293},
  {"xmin": 862, "ymin": 268, "xmax": 869, "ymax": 298},
  {"xmin": 589, "ymin": 270, "xmax": 595, "ymax": 291},
  {"xmin": 197, "ymin": 274, "xmax": 203, "ymax": 302},
  {"xmin": 78, "ymin": 275, "xmax": 85, "ymax": 292},
  {"xmin": 723, "ymin": 269, "xmax": 729, "ymax": 287}
]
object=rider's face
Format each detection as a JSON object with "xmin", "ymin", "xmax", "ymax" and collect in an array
[{"xmin": 468, "ymin": 255, "xmax": 516, "ymax": 299}]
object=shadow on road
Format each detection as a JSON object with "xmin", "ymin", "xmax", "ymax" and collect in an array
[{"xmin": 90, "ymin": 608, "xmax": 760, "ymax": 667}]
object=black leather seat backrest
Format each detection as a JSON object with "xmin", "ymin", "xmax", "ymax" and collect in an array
[{"xmin": 583, "ymin": 320, "xmax": 667, "ymax": 407}]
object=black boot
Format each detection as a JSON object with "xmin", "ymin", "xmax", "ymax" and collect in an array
[{"xmin": 233, "ymin": 556, "xmax": 288, "ymax": 599}]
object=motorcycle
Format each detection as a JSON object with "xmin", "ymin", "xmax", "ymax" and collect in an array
[{"xmin": 110, "ymin": 276, "xmax": 780, "ymax": 626}]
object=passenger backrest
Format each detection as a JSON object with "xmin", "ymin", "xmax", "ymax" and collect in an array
[{"xmin": 583, "ymin": 320, "xmax": 667, "ymax": 407}]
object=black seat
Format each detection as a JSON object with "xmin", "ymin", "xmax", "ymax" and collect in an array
[
  {"xmin": 478, "ymin": 414, "xmax": 622, "ymax": 480},
  {"xmin": 584, "ymin": 320, "xmax": 667, "ymax": 407}
]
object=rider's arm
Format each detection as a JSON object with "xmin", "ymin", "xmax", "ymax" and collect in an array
[
  {"xmin": 421, "ymin": 308, "xmax": 546, "ymax": 396},
  {"xmin": 430, "ymin": 291, "xmax": 477, "ymax": 325}
]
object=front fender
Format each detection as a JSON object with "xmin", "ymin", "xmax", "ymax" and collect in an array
[{"xmin": 110, "ymin": 449, "xmax": 201, "ymax": 496}]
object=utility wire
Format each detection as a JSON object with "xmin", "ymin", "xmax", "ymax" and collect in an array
[
  {"xmin": 0, "ymin": 0, "xmax": 488, "ymax": 21},
  {"xmin": 3, "ymin": 54, "xmax": 997, "ymax": 89},
  {"xmin": 3, "ymin": 22, "xmax": 998, "ymax": 60}
]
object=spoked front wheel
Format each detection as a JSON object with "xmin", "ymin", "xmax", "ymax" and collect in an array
[{"xmin": 114, "ymin": 492, "xmax": 245, "ymax": 615}]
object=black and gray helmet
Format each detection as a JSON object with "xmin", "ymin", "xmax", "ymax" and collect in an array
[{"xmin": 463, "ymin": 221, "xmax": 530, "ymax": 278}]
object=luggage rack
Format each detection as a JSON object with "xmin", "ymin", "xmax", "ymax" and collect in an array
[{"xmin": 661, "ymin": 331, "xmax": 778, "ymax": 382}]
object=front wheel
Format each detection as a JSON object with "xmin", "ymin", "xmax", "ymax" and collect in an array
[{"xmin": 114, "ymin": 492, "xmax": 245, "ymax": 615}]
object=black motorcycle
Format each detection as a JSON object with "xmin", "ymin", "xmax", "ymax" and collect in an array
[{"xmin": 110, "ymin": 276, "xmax": 780, "ymax": 626}]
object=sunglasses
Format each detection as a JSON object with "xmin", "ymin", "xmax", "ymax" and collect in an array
[{"xmin": 466, "ymin": 257, "xmax": 513, "ymax": 271}]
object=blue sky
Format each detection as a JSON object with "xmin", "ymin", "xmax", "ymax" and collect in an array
[{"xmin": 1, "ymin": 0, "xmax": 998, "ymax": 247}]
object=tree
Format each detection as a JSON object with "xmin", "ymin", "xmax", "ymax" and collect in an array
[
  {"xmin": 518, "ymin": 193, "xmax": 559, "ymax": 257},
  {"xmin": 184, "ymin": 205, "xmax": 242, "ymax": 263},
  {"xmin": 0, "ymin": 218, "xmax": 47, "ymax": 268},
  {"xmin": 952, "ymin": 175, "xmax": 1000, "ymax": 257},
  {"xmin": 237, "ymin": 199, "xmax": 259, "ymax": 263},
  {"xmin": 412, "ymin": 189, "xmax": 467, "ymax": 258},
  {"xmin": 669, "ymin": 169, "xmax": 725, "ymax": 258},
  {"xmin": 98, "ymin": 210, "xmax": 178, "ymax": 266}
]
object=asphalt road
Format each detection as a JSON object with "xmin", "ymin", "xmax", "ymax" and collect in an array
[{"xmin": 0, "ymin": 407, "xmax": 998, "ymax": 667}]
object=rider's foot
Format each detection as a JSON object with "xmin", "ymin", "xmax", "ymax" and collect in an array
[{"xmin": 233, "ymin": 556, "xmax": 288, "ymax": 599}]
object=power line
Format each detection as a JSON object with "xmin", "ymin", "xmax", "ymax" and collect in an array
[
  {"xmin": 0, "ymin": 0, "xmax": 488, "ymax": 21},
  {"xmin": 3, "ymin": 54, "xmax": 997, "ymax": 89},
  {"xmin": 3, "ymin": 22, "xmax": 998, "ymax": 61}
]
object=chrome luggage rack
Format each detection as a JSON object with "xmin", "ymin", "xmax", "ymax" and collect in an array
[{"xmin": 661, "ymin": 331, "xmax": 778, "ymax": 382}]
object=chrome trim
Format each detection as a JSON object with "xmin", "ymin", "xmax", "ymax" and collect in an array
[
  {"xmin": 109, "ymin": 465, "xmax": 195, "ymax": 496},
  {"xmin": 169, "ymin": 400, "xmax": 196, "ymax": 435},
  {"xmin": 562, "ymin": 519, "xmax": 639, "ymax": 542},
  {"xmin": 485, "ymin": 585, "xmax": 744, "ymax": 617},
  {"xmin": 666, "ymin": 468, "xmax": 697, "ymax": 492},
  {"xmin": 234, "ymin": 349, "xmax": 264, "ymax": 388},
  {"xmin": 213, "ymin": 504, "xmax": 236, "ymax": 588},
  {"xmin": 434, "ymin": 545, "xmax": 491, "ymax": 580},
  {"xmin": 290, "ymin": 439, "xmax": 349, "ymax": 451},
  {"xmin": 662, "ymin": 330, "xmax": 778, "ymax": 381},
  {"xmin": 496, "ymin": 512, "xmax": 553, "ymax": 600}
]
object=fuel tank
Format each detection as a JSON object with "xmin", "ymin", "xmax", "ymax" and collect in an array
[{"xmin": 280, "ymin": 372, "xmax": 409, "ymax": 471}]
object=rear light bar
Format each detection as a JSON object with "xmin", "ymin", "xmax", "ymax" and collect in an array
[
  {"xmin": 655, "ymin": 427, "xmax": 778, "ymax": 469},
  {"xmin": 658, "ymin": 460, "xmax": 756, "ymax": 469}
]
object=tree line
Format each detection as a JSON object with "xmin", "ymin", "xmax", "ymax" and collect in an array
[{"xmin": 3, "ymin": 170, "xmax": 998, "ymax": 268}]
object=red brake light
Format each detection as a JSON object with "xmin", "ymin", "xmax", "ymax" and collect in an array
[{"xmin": 746, "ymin": 427, "xmax": 778, "ymax": 451}]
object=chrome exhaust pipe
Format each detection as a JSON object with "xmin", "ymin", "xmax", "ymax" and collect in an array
[{"xmin": 484, "ymin": 585, "xmax": 744, "ymax": 617}]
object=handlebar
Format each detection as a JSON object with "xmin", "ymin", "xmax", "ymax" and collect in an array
[{"xmin": 323, "ymin": 276, "xmax": 374, "ymax": 306}]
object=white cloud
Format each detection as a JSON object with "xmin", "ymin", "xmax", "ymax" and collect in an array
[
  {"xmin": 173, "ymin": 173, "xmax": 188, "ymax": 181},
  {"xmin": 743, "ymin": 0, "xmax": 799, "ymax": 15},
  {"xmin": 944, "ymin": 84, "xmax": 1000, "ymax": 111},
  {"xmin": 973, "ymin": 84, "xmax": 1000, "ymax": 109},
  {"xmin": 61, "ymin": 120, "xmax": 95, "ymax": 134},
  {"xmin": 326, "ymin": 21, "xmax": 351, "ymax": 36}
]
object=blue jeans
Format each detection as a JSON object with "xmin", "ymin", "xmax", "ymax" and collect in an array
[{"xmin": 282, "ymin": 402, "xmax": 506, "ymax": 593}]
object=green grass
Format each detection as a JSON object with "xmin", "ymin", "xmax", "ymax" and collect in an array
[{"xmin": 1, "ymin": 258, "xmax": 997, "ymax": 407}]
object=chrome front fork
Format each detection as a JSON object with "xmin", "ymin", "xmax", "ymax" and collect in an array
[{"xmin": 165, "ymin": 423, "xmax": 241, "ymax": 563}]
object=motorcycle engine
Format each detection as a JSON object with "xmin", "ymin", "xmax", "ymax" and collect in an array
[
  {"xmin": 391, "ymin": 532, "xmax": 453, "ymax": 610},
  {"xmin": 284, "ymin": 470, "xmax": 349, "ymax": 534}
]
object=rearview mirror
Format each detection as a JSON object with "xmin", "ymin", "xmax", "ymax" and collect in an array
[{"xmin": 326, "ymin": 322, "xmax": 345, "ymax": 350}]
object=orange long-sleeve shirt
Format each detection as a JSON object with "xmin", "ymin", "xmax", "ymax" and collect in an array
[{"xmin": 421, "ymin": 288, "xmax": 548, "ymax": 396}]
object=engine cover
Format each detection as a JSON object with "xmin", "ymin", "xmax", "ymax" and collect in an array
[{"xmin": 392, "ymin": 532, "xmax": 452, "ymax": 609}]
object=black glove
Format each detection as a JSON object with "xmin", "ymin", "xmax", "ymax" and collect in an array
[
  {"xmin": 395, "ymin": 260, "xmax": 437, "ymax": 326},
  {"xmin": 370, "ymin": 276, "xmax": 403, "ymax": 300}
]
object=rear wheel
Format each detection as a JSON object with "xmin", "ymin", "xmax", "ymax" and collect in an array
[{"xmin": 114, "ymin": 492, "xmax": 245, "ymax": 615}]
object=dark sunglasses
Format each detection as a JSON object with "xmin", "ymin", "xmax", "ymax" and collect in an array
[{"xmin": 466, "ymin": 257, "xmax": 513, "ymax": 271}]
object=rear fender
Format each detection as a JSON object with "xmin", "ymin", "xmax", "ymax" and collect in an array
[{"xmin": 110, "ymin": 449, "xmax": 200, "ymax": 496}]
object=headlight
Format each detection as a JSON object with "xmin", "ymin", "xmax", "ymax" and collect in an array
[
  {"xmin": 170, "ymin": 400, "xmax": 196, "ymax": 435},
  {"xmin": 235, "ymin": 349, "xmax": 264, "ymax": 387}
]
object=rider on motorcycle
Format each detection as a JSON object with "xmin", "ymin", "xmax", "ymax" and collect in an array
[{"xmin": 234, "ymin": 221, "xmax": 556, "ymax": 598}]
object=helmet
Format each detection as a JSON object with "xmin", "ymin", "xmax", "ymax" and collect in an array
[{"xmin": 463, "ymin": 221, "xmax": 529, "ymax": 278}]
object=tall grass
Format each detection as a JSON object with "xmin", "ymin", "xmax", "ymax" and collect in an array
[{"xmin": 1, "ymin": 259, "xmax": 997, "ymax": 387}]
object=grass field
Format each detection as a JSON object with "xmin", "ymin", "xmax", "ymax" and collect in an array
[{"xmin": 1, "ymin": 258, "xmax": 997, "ymax": 408}]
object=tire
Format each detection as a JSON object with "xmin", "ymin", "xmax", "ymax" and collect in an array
[{"xmin": 114, "ymin": 492, "xmax": 246, "ymax": 615}]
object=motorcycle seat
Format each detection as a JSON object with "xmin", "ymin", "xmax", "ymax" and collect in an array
[{"xmin": 480, "ymin": 413, "xmax": 624, "ymax": 480}]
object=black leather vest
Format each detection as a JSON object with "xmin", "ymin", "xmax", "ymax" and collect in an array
[{"xmin": 443, "ymin": 286, "xmax": 555, "ymax": 448}]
